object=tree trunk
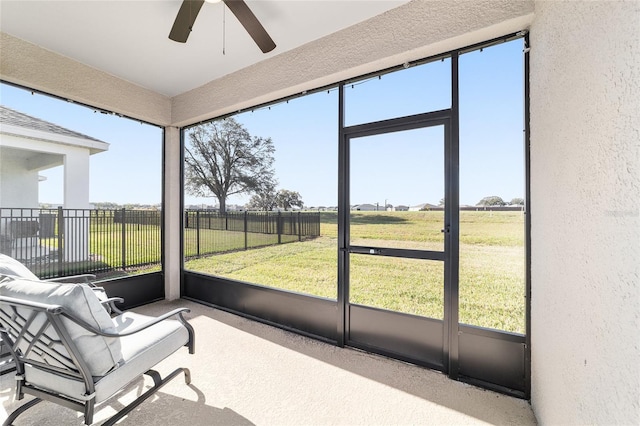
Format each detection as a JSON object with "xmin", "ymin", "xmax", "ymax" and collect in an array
[{"xmin": 218, "ymin": 196, "xmax": 226, "ymax": 213}]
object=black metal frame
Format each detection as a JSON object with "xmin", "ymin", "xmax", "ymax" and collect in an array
[
  {"xmin": 447, "ymin": 52, "xmax": 461, "ymax": 378},
  {"xmin": 340, "ymin": 110, "xmax": 453, "ymax": 369},
  {"xmin": 182, "ymin": 32, "xmax": 531, "ymax": 398},
  {"xmin": 523, "ymin": 32, "xmax": 532, "ymax": 398},
  {"xmin": 101, "ymin": 272, "xmax": 165, "ymax": 311}
]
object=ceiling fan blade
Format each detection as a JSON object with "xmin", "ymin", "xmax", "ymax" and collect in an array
[
  {"xmin": 169, "ymin": 0, "xmax": 205, "ymax": 43},
  {"xmin": 223, "ymin": 0, "xmax": 276, "ymax": 53}
]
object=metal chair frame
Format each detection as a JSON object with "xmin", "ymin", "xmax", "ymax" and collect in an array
[{"xmin": 0, "ymin": 295, "xmax": 194, "ymax": 425}]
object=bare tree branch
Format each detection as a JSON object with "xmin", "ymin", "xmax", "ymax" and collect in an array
[{"xmin": 184, "ymin": 118, "xmax": 276, "ymax": 212}]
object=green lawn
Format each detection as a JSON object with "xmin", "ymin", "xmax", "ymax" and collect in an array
[
  {"xmin": 185, "ymin": 210, "xmax": 526, "ymax": 334},
  {"xmin": 37, "ymin": 210, "xmax": 524, "ymax": 333},
  {"xmin": 37, "ymin": 222, "xmax": 161, "ymax": 276}
]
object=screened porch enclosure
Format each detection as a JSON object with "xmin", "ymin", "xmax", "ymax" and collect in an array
[
  {"xmin": 0, "ymin": 33, "xmax": 529, "ymax": 400},
  {"xmin": 182, "ymin": 35, "xmax": 529, "ymax": 397},
  {"xmin": 4, "ymin": 1, "xmax": 637, "ymax": 424}
]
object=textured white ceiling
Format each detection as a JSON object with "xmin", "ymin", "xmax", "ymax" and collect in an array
[{"xmin": 0, "ymin": 0, "xmax": 409, "ymax": 97}]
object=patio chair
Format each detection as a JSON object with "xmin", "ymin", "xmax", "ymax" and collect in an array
[
  {"xmin": 0, "ymin": 254, "xmax": 122, "ymax": 378},
  {"xmin": 0, "ymin": 276, "xmax": 195, "ymax": 425},
  {"xmin": 7, "ymin": 220, "xmax": 39, "ymax": 262}
]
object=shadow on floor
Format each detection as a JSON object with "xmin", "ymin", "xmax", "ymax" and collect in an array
[{"xmin": 1, "ymin": 373, "xmax": 252, "ymax": 425}]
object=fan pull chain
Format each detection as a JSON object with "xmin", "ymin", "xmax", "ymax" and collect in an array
[{"xmin": 222, "ymin": 4, "xmax": 226, "ymax": 55}]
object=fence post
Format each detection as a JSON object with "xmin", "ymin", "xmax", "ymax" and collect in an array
[
  {"xmin": 298, "ymin": 211, "xmax": 302, "ymax": 241},
  {"xmin": 57, "ymin": 206, "xmax": 64, "ymax": 274},
  {"xmin": 277, "ymin": 211, "xmax": 282, "ymax": 244},
  {"xmin": 196, "ymin": 210, "xmax": 201, "ymax": 256},
  {"xmin": 121, "ymin": 208, "xmax": 126, "ymax": 270},
  {"xmin": 244, "ymin": 211, "xmax": 248, "ymax": 250}
]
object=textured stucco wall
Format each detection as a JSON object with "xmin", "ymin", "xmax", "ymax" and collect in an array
[
  {"xmin": 163, "ymin": 127, "xmax": 181, "ymax": 301},
  {"xmin": 530, "ymin": 1, "xmax": 640, "ymax": 424},
  {"xmin": 0, "ymin": 33, "xmax": 172, "ymax": 126},
  {"xmin": 0, "ymin": 158, "xmax": 38, "ymax": 208},
  {"xmin": 0, "ymin": 132, "xmax": 95, "ymax": 209},
  {"xmin": 172, "ymin": 0, "xmax": 534, "ymax": 126}
]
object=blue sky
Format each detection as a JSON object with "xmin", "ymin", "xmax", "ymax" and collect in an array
[
  {"xmin": 1, "ymin": 38, "xmax": 524, "ymax": 208},
  {"xmin": 0, "ymin": 84, "xmax": 163, "ymax": 205}
]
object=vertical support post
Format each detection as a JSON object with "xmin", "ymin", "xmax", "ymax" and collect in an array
[
  {"xmin": 57, "ymin": 206, "xmax": 64, "ymax": 275},
  {"xmin": 244, "ymin": 211, "xmax": 248, "ymax": 250},
  {"xmin": 196, "ymin": 210, "xmax": 200, "ymax": 257},
  {"xmin": 298, "ymin": 211, "xmax": 302, "ymax": 241},
  {"xmin": 445, "ymin": 51, "xmax": 461, "ymax": 379},
  {"xmin": 121, "ymin": 208, "xmax": 126, "ymax": 270},
  {"xmin": 277, "ymin": 211, "xmax": 282, "ymax": 244},
  {"xmin": 523, "ymin": 32, "xmax": 532, "ymax": 399},
  {"xmin": 164, "ymin": 126, "xmax": 182, "ymax": 301},
  {"xmin": 337, "ymin": 83, "xmax": 348, "ymax": 347}
]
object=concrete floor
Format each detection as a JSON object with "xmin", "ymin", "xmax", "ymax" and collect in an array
[{"xmin": 1, "ymin": 299, "xmax": 537, "ymax": 425}]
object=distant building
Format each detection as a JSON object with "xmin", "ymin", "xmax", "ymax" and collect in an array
[
  {"xmin": 352, "ymin": 203, "xmax": 381, "ymax": 211},
  {"xmin": 0, "ymin": 106, "xmax": 109, "ymax": 261},
  {"xmin": 0, "ymin": 106, "xmax": 109, "ymax": 209},
  {"xmin": 409, "ymin": 203, "xmax": 439, "ymax": 211}
]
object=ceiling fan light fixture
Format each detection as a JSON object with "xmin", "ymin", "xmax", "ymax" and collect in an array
[{"xmin": 204, "ymin": 0, "xmax": 222, "ymax": 3}]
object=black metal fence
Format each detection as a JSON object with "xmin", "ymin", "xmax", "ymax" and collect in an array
[
  {"xmin": 0, "ymin": 207, "xmax": 162, "ymax": 279},
  {"xmin": 0, "ymin": 208, "xmax": 320, "ymax": 279},
  {"xmin": 184, "ymin": 210, "xmax": 321, "ymax": 258}
]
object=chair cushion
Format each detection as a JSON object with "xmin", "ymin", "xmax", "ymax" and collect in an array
[
  {"xmin": 22, "ymin": 311, "xmax": 189, "ymax": 403},
  {"xmin": 0, "ymin": 277, "xmax": 122, "ymax": 376},
  {"xmin": 0, "ymin": 254, "xmax": 39, "ymax": 280},
  {"xmin": 0, "ymin": 255, "xmax": 112, "ymax": 313}
]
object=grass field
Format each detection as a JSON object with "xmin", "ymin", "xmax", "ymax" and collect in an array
[
  {"xmin": 39, "ymin": 223, "xmax": 162, "ymax": 264},
  {"xmin": 185, "ymin": 210, "xmax": 526, "ymax": 334}
]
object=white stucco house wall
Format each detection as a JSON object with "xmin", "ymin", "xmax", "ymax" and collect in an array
[
  {"xmin": 0, "ymin": 106, "xmax": 109, "ymax": 260},
  {"xmin": 0, "ymin": 105, "xmax": 109, "ymax": 209}
]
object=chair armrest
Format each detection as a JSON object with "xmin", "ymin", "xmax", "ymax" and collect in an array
[
  {"xmin": 45, "ymin": 274, "xmax": 97, "ymax": 283},
  {"xmin": 63, "ymin": 306, "xmax": 189, "ymax": 332},
  {"xmin": 100, "ymin": 297, "xmax": 124, "ymax": 315},
  {"xmin": 1, "ymin": 296, "xmax": 195, "ymax": 355},
  {"xmin": 104, "ymin": 309, "xmax": 191, "ymax": 335},
  {"xmin": 62, "ymin": 307, "xmax": 196, "ymax": 354}
]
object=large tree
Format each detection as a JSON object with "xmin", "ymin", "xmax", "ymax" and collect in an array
[
  {"xmin": 184, "ymin": 118, "xmax": 276, "ymax": 213},
  {"xmin": 276, "ymin": 189, "xmax": 303, "ymax": 211},
  {"xmin": 246, "ymin": 183, "xmax": 278, "ymax": 211}
]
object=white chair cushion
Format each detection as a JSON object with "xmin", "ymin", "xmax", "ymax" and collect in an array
[
  {"xmin": 23, "ymin": 311, "xmax": 189, "ymax": 402},
  {"xmin": 0, "ymin": 254, "xmax": 39, "ymax": 280},
  {"xmin": 0, "ymin": 277, "xmax": 122, "ymax": 376},
  {"xmin": 0, "ymin": 255, "xmax": 113, "ymax": 313}
]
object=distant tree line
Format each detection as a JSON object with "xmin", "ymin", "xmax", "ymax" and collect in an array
[
  {"xmin": 246, "ymin": 188, "xmax": 303, "ymax": 211},
  {"xmin": 476, "ymin": 196, "xmax": 524, "ymax": 206}
]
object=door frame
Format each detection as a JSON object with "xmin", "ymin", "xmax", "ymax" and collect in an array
[{"xmin": 337, "ymin": 107, "xmax": 459, "ymax": 374}]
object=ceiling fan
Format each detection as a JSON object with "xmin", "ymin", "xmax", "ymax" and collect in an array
[{"xmin": 169, "ymin": 0, "xmax": 276, "ymax": 53}]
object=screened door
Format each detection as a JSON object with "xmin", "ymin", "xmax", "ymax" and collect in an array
[{"xmin": 340, "ymin": 114, "xmax": 454, "ymax": 370}]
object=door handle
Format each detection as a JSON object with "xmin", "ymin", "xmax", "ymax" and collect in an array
[{"xmin": 441, "ymin": 226, "xmax": 450, "ymax": 234}]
